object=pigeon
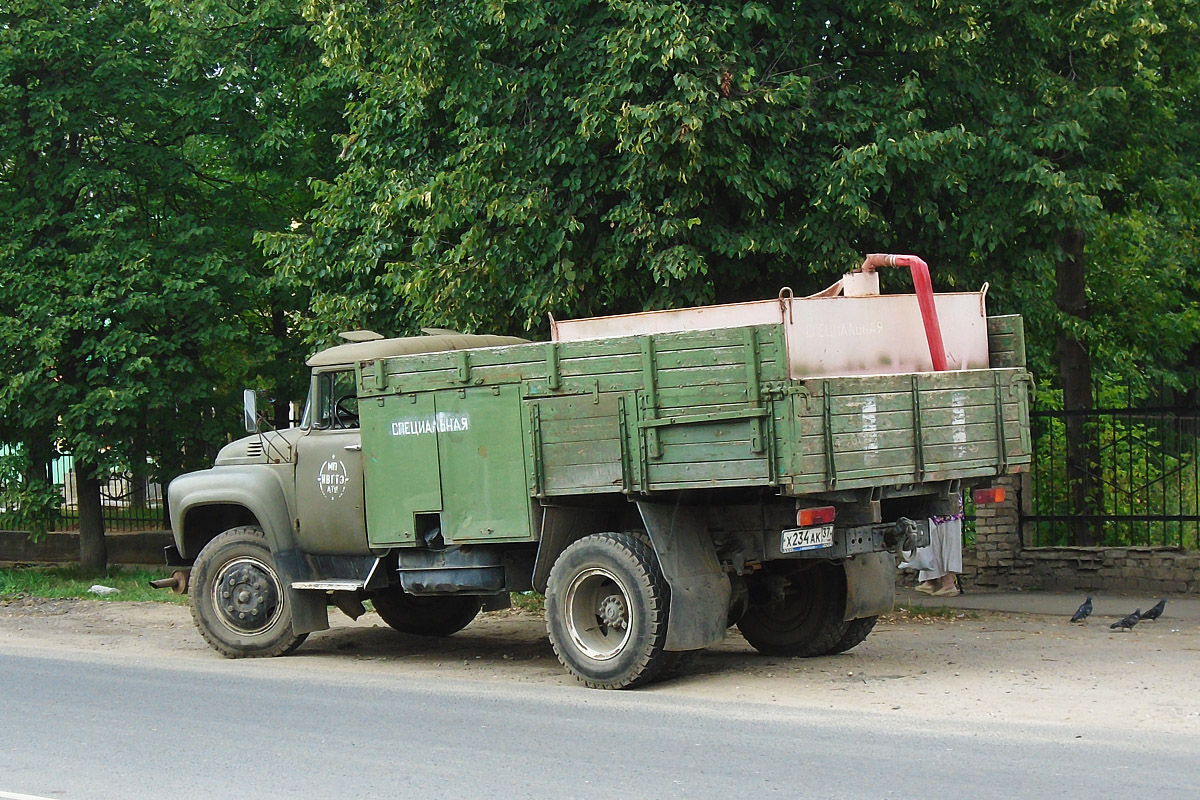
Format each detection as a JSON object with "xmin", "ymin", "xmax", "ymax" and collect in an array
[
  {"xmin": 1141, "ymin": 598, "xmax": 1167, "ymax": 621},
  {"xmin": 1110, "ymin": 609, "xmax": 1141, "ymax": 631},
  {"xmin": 1070, "ymin": 596, "xmax": 1093, "ymax": 623}
]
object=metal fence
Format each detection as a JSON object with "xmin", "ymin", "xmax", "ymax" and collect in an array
[
  {"xmin": 1024, "ymin": 387, "xmax": 1200, "ymax": 549},
  {"xmin": 2, "ymin": 401, "xmax": 305, "ymax": 535},
  {"xmin": 0, "ymin": 454, "xmax": 167, "ymax": 533},
  {"xmin": 53, "ymin": 459, "xmax": 168, "ymax": 533}
]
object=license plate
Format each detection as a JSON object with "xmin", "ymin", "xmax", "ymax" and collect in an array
[{"xmin": 781, "ymin": 524, "xmax": 834, "ymax": 553}]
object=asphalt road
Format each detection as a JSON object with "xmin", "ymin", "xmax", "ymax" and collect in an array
[{"xmin": 0, "ymin": 650, "xmax": 1194, "ymax": 800}]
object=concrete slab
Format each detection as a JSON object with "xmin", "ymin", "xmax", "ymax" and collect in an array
[{"xmin": 0, "ymin": 530, "xmax": 171, "ymax": 566}]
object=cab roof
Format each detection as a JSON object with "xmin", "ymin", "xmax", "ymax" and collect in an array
[{"xmin": 306, "ymin": 333, "xmax": 529, "ymax": 368}]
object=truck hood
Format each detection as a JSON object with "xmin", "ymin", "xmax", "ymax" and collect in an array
[{"xmin": 215, "ymin": 428, "xmax": 305, "ymax": 466}]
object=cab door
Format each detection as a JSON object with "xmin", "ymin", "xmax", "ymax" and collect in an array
[{"xmin": 295, "ymin": 369, "xmax": 369, "ymax": 554}]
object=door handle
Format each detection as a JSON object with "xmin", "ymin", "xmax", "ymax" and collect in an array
[{"xmin": 344, "ymin": 444, "xmax": 362, "ymax": 452}]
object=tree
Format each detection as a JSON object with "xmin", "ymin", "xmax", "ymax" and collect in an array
[
  {"xmin": 272, "ymin": 2, "xmax": 1197, "ymax": 372},
  {"xmin": 264, "ymin": 1, "xmax": 836, "ymax": 340},
  {"xmin": 0, "ymin": 1, "xmax": 342, "ymax": 567},
  {"xmin": 154, "ymin": 0, "xmax": 348, "ymax": 428}
]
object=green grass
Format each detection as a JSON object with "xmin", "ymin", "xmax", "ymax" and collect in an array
[
  {"xmin": 0, "ymin": 566, "xmax": 188, "ymax": 604},
  {"xmin": 510, "ymin": 591, "xmax": 545, "ymax": 614},
  {"xmin": 894, "ymin": 604, "xmax": 978, "ymax": 620}
]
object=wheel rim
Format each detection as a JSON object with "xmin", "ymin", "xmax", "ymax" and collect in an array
[
  {"xmin": 211, "ymin": 556, "xmax": 284, "ymax": 636},
  {"xmin": 564, "ymin": 567, "xmax": 633, "ymax": 661}
]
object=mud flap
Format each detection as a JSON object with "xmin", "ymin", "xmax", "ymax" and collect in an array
[
  {"xmin": 274, "ymin": 547, "xmax": 330, "ymax": 635},
  {"xmin": 636, "ymin": 501, "xmax": 731, "ymax": 651},
  {"xmin": 843, "ymin": 551, "xmax": 896, "ymax": 622}
]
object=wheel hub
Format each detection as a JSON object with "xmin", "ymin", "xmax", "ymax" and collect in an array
[
  {"xmin": 598, "ymin": 594, "xmax": 627, "ymax": 630},
  {"xmin": 212, "ymin": 557, "xmax": 282, "ymax": 635}
]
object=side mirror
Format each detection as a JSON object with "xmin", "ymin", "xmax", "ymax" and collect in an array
[{"xmin": 243, "ymin": 389, "xmax": 258, "ymax": 433}]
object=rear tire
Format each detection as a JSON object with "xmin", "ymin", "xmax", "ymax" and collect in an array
[
  {"xmin": 546, "ymin": 532, "xmax": 670, "ymax": 689},
  {"xmin": 737, "ymin": 563, "xmax": 845, "ymax": 657},
  {"xmin": 370, "ymin": 586, "xmax": 482, "ymax": 637},
  {"xmin": 826, "ymin": 615, "xmax": 878, "ymax": 655},
  {"xmin": 190, "ymin": 526, "xmax": 307, "ymax": 658}
]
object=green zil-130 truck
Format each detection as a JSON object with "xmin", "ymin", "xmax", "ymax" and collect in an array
[{"xmin": 166, "ymin": 255, "xmax": 1031, "ymax": 688}]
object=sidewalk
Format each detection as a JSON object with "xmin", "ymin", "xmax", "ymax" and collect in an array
[{"xmin": 896, "ymin": 586, "xmax": 1200, "ymax": 622}]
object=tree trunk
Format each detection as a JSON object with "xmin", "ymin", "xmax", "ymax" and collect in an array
[
  {"xmin": 74, "ymin": 455, "xmax": 108, "ymax": 572},
  {"xmin": 1055, "ymin": 228, "xmax": 1102, "ymax": 546},
  {"xmin": 130, "ymin": 434, "xmax": 148, "ymax": 511},
  {"xmin": 272, "ymin": 308, "xmax": 292, "ymax": 430},
  {"xmin": 24, "ymin": 435, "xmax": 55, "ymax": 532}
]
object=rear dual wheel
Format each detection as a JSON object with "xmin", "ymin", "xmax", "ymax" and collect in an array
[
  {"xmin": 370, "ymin": 586, "xmax": 482, "ymax": 637},
  {"xmin": 736, "ymin": 563, "xmax": 846, "ymax": 658},
  {"xmin": 826, "ymin": 615, "xmax": 878, "ymax": 655}
]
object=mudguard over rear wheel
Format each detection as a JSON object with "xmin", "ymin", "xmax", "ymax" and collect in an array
[{"xmin": 190, "ymin": 526, "xmax": 307, "ymax": 658}]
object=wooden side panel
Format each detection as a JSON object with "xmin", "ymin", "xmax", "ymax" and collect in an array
[
  {"xmin": 532, "ymin": 393, "xmax": 625, "ymax": 495},
  {"xmin": 786, "ymin": 369, "xmax": 1033, "ymax": 493},
  {"xmin": 987, "ymin": 315, "xmax": 1026, "ymax": 368},
  {"xmin": 526, "ymin": 325, "xmax": 784, "ymax": 494},
  {"xmin": 637, "ymin": 327, "xmax": 779, "ymax": 490}
]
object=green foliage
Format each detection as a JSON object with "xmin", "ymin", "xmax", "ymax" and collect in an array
[
  {"xmin": 267, "ymin": 1, "xmax": 866, "ymax": 341},
  {"xmin": 0, "ymin": 0, "xmax": 344, "ymax": 510},
  {"xmin": 894, "ymin": 605, "xmax": 977, "ymax": 621},
  {"xmin": 0, "ymin": 446, "xmax": 60, "ymax": 540},
  {"xmin": 510, "ymin": 591, "xmax": 546, "ymax": 615},
  {"xmin": 268, "ymin": 0, "xmax": 1200, "ymax": 398}
]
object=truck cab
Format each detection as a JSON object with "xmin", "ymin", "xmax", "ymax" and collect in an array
[{"xmin": 167, "ymin": 332, "xmax": 528, "ymax": 657}]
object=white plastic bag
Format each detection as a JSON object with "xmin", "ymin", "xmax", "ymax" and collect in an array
[{"xmin": 899, "ymin": 547, "xmax": 936, "ymax": 572}]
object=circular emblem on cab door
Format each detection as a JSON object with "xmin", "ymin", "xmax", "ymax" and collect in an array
[{"xmin": 317, "ymin": 455, "xmax": 349, "ymax": 500}]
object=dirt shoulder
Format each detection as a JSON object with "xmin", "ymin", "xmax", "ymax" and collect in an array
[{"xmin": 2, "ymin": 596, "xmax": 1197, "ymax": 735}]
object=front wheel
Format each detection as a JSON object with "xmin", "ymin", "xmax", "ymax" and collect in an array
[
  {"xmin": 369, "ymin": 587, "xmax": 482, "ymax": 636},
  {"xmin": 190, "ymin": 526, "xmax": 307, "ymax": 658},
  {"xmin": 546, "ymin": 532, "xmax": 671, "ymax": 689}
]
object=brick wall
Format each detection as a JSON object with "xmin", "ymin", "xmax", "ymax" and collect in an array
[{"xmin": 919, "ymin": 472, "xmax": 1200, "ymax": 595}]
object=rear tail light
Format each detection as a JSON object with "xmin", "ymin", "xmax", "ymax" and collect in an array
[
  {"xmin": 797, "ymin": 506, "xmax": 836, "ymax": 526},
  {"xmin": 972, "ymin": 487, "xmax": 1006, "ymax": 505}
]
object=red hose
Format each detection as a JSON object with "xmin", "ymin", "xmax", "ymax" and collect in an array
[{"xmin": 859, "ymin": 253, "xmax": 948, "ymax": 371}]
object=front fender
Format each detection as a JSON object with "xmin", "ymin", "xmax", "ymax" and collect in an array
[
  {"xmin": 168, "ymin": 466, "xmax": 328, "ymax": 635},
  {"xmin": 169, "ymin": 465, "xmax": 297, "ymax": 558}
]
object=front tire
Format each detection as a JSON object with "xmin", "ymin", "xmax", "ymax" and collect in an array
[
  {"xmin": 190, "ymin": 526, "xmax": 307, "ymax": 658},
  {"xmin": 736, "ymin": 562, "xmax": 845, "ymax": 657},
  {"xmin": 546, "ymin": 532, "xmax": 671, "ymax": 689},
  {"xmin": 369, "ymin": 586, "xmax": 482, "ymax": 637}
]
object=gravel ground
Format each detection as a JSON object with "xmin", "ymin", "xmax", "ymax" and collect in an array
[{"xmin": 2, "ymin": 595, "xmax": 1198, "ymax": 734}]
